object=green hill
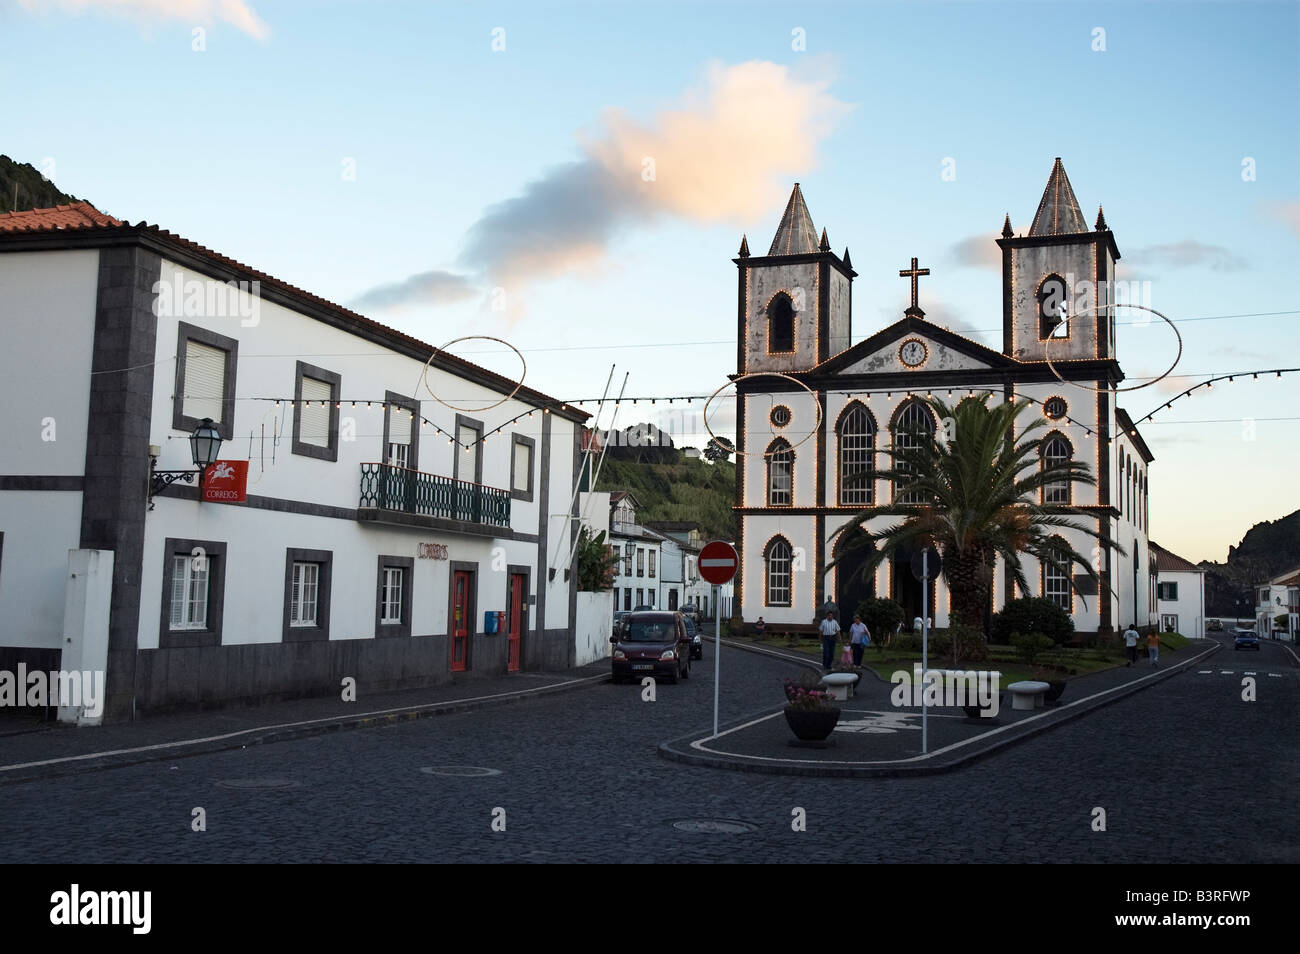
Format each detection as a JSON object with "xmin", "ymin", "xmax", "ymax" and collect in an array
[
  {"xmin": 595, "ymin": 452, "xmax": 737, "ymax": 542},
  {"xmin": 1, "ymin": 154, "xmax": 80, "ymax": 213},
  {"xmin": 1202, "ymin": 508, "xmax": 1300, "ymax": 616}
]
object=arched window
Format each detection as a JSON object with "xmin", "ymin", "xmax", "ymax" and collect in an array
[
  {"xmin": 766, "ymin": 438, "xmax": 793, "ymax": 507},
  {"xmin": 1041, "ymin": 432, "xmax": 1072, "ymax": 504},
  {"xmin": 764, "ymin": 537, "xmax": 793, "ymax": 607},
  {"xmin": 767, "ymin": 292, "xmax": 795, "ymax": 353},
  {"xmin": 837, "ymin": 402, "xmax": 876, "ymax": 506},
  {"xmin": 1043, "ymin": 537, "xmax": 1072, "ymax": 612},
  {"xmin": 1037, "ymin": 274, "xmax": 1068, "ymax": 339},
  {"xmin": 891, "ymin": 400, "xmax": 934, "ymax": 504},
  {"xmin": 1117, "ymin": 448, "xmax": 1125, "ymax": 516},
  {"xmin": 1126, "ymin": 458, "xmax": 1133, "ymax": 519}
]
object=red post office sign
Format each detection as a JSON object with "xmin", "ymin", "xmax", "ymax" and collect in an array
[{"xmin": 202, "ymin": 460, "xmax": 248, "ymax": 503}]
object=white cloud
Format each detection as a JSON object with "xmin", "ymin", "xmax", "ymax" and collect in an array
[{"xmin": 20, "ymin": 0, "xmax": 270, "ymax": 40}]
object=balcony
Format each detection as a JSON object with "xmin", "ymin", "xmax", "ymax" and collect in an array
[{"xmin": 358, "ymin": 462, "xmax": 510, "ymax": 535}]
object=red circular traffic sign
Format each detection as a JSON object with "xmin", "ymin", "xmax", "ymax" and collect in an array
[{"xmin": 698, "ymin": 541, "xmax": 738, "ymax": 585}]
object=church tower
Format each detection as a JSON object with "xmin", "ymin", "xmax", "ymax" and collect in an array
[
  {"xmin": 998, "ymin": 159, "xmax": 1121, "ymax": 363},
  {"xmin": 735, "ymin": 184, "xmax": 856, "ymax": 374}
]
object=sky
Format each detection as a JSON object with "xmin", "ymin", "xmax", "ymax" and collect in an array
[{"xmin": 3, "ymin": 0, "xmax": 1297, "ymax": 563}]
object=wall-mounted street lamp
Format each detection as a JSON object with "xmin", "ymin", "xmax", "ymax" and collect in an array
[{"xmin": 148, "ymin": 418, "xmax": 224, "ymax": 510}]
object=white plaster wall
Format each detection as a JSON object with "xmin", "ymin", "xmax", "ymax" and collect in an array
[
  {"xmin": 574, "ymin": 591, "xmax": 612, "ymax": 665},
  {"xmin": 0, "ymin": 492, "xmax": 83, "ymax": 647},
  {"xmin": 58, "ymin": 548, "xmax": 113, "ymax": 725},
  {"xmin": 827, "ymin": 268, "xmax": 852, "ymax": 358},
  {"xmin": 138, "ymin": 261, "xmax": 575, "ymax": 648},
  {"xmin": 1157, "ymin": 570, "xmax": 1204, "ymax": 635},
  {"xmin": 740, "ymin": 513, "xmax": 815, "ymax": 625},
  {"xmin": 0, "ymin": 249, "xmax": 98, "ymax": 474},
  {"xmin": 742, "ymin": 391, "xmax": 818, "ymax": 507}
]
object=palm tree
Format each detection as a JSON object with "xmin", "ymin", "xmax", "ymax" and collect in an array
[{"xmin": 826, "ymin": 394, "xmax": 1120, "ymax": 633}]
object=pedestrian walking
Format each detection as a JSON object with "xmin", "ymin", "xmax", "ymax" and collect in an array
[
  {"xmin": 849, "ymin": 613, "xmax": 870, "ymax": 667},
  {"xmin": 1123, "ymin": 623, "xmax": 1139, "ymax": 667},
  {"xmin": 819, "ymin": 610, "xmax": 841, "ymax": 670},
  {"xmin": 1147, "ymin": 630, "xmax": 1160, "ymax": 667}
]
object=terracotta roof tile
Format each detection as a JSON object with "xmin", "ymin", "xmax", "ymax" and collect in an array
[
  {"xmin": 1150, "ymin": 541, "xmax": 1204, "ymax": 574},
  {"xmin": 0, "ymin": 201, "xmax": 121, "ymax": 231}
]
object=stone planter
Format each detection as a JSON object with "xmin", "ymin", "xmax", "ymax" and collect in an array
[{"xmin": 783, "ymin": 705, "xmax": 842, "ymax": 741}]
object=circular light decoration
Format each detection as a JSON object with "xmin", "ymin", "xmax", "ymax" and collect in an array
[
  {"xmin": 418, "ymin": 335, "xmax": 528, "ymax": 413},
  {"xmin": 1043, "ymin": 303, "xmax": 1182, "ymax": 392},
  {"xmin": 770, "ymin": 404, "xmax": 792, "ymax": 428},
  {"xmin": 1043, "ymin": 396, "xmax": 1068, "ymax": 420},
  {"xmin": 703, "ymin": 372, "xmax": 823, "ymax": 457}
]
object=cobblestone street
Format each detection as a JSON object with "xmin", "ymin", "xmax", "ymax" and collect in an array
[{"xmin": 2, "ymin": 637, "xmax": 1295, "ymax": 863}]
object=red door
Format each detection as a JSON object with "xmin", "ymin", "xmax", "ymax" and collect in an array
[
  {"xmin": 451, "ymin": 570, "xmax": 471, "ymax": 672},
  {"xmin": 507, "ymin": 573, "xmax": 525, "ymax": 672}
]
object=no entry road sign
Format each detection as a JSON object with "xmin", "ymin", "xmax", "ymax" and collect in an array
[{"xmin": 698, "ymin": 541, "xmax": 738, "ymax": 585}]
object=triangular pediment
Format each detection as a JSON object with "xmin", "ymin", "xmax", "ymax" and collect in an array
[{"xmin": 811, "ymin": 315, "xmax": 1016, "ymax": 376}]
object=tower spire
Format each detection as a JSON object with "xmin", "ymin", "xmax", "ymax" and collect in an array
[
  {"xmin": 738, "ymin": 234, "xmax": 750, "ymax": 257},
  {"xmin": 1027, "ymin": 158, "xmax": 1087, "ymax": 236},
  {"xmin": 768, "ymin": 183, "xmax": 819, "ymax": 255},
  {"xmin": 1002, "ymin": 213, "xmax": 1014, "ymax": 238},
  {"xmin": 1095, "ymin": 205, "xmax": 1108, "ymax": 231}
]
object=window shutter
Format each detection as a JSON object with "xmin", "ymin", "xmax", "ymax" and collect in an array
[
  {"xmin": 299, "ymin": 377, "xmax": 332, "ymax": 447},
  {"xmin": 291, "ymin": 564, "xmax": 300, "ymax": 622},
  {"xmin": 170, "ymin": 556, "xmax": 186, "ymax": 627},
  {"xmin": 459, "ymin": 424, "xmax": 478, "ymax": 482},
  {"xmin": 183, "ymin": 339, "xmax": 227, "ymax": 421}
]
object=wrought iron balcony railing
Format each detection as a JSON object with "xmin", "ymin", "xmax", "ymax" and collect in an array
[{"xmin": 359, "ymin": 463, "xmax": 510, "ymax": 528}]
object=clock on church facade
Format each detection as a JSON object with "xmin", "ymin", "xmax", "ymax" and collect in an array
[{"xmin": 731, "ymin": 162, "xmax": 1156, "ymax": 638}]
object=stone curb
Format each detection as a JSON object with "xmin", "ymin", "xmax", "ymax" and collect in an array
[
  {"xmin": 0, "ymin": 672, "xmax": 609, "ymax": 786},
  {"xmin": 659, "ymin": 639, "xmax": 1222, "ymax": 777}
]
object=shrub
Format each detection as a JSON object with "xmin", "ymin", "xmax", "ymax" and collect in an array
[
  {"xmin": 728, "ymin": 614, "xmax": 746, "ymax": 637},
  {"xmin": 893, "ymin": 633, "xmax": 922, "ymax": 653},
  {"xmin": 856, "ymin": 597, "xmax": 905, "ymax": 650},
  {"xmin": 927, "ymin": 631, "xmax": 953, "ymax": 657},
  {"xmin": 951, "ymin": 623, "xmax": 989, "ymax": 663},
  {"xmin": 1012, "ymin": 631, "xmax": 1055, "ymax": 665},
  {"xmin": 991, "ymin": 597, "xmax": 1075, "ymax": 646}
]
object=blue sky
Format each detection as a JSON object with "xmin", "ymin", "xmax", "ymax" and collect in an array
[{"xmin": 3, "ymin": 0, "xmax": 1297, "ymax": 562}]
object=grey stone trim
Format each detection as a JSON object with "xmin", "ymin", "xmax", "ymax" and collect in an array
[
  {"xmin": 382, "ymin": 390, "xmax": 421, "ymax": 471},
  {"xmin": 0, "ymin": 476, "xmax": 83, "ymax": 490},
  {"xmin": 510, "ymin": 432, "xmax": 536, "ymax": 502},
  {"xmin": 158, "ymin": 538, "xmax": 227, "ymax": 649},
  {"xmin": 283, "ymin": 548, "xmax": 333, "ymax": 642},
  {"xmin": 447, "ymin": 561, "xmax": 478, "ymax": 670},
  {"xmin": 375, "ymin": 554, "xmax": 414, "ymax": 638},
  {"xmin": 534, "ymin": 411, "xmax": 551, "ymax": 669},
  {"xmin": 172, "ymin": 320, "xmax": 239, "ymax": 441},
  {"xmin": 291, "ymin": 360, "xmax": 341, "ymax": 462},
  {"xmin": 453, "ymin": 414, "xmax": 484, "ymax": 485},
  {"xmin": 568, "ymin": 421, "xmax": 580, "ymax": 666},
  {"xmin": 82, "ymin": 246, "xmax": 161, "ymax": 722}
]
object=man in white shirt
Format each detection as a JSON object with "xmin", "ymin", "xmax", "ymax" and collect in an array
[
  {"xmin": 819, "ymin": 611, "xmax": 841, "ymax": 670},
  {"xmin": 1123, "ymin": 624, "xmax": 1140, "ymax": 667}
]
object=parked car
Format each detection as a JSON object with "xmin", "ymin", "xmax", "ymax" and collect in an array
[
  {"xmin": 632, "ymin": 604, "xmax": 654, "ymax": 612},
  {"xmin": 612, "ymin": 611, "xmax": 632, "ymax": 636},
  {"xmin": 1233, "ymin": 628, "xmax": 1260, "ymax": 651},
  {"xmin": 682, "ymin": 615, "xmax": 704, "ymax": 660},
  {"xmin": 610, "ymin": 611, "xmax": 691, "ymax": 684},
  {"xmin": 679, "ymin": 603, "xmax": 702, "ymax": 624},
  {"xmin": 1206, "ymin": 619, "xmax": 1223, "ymax": 632}
]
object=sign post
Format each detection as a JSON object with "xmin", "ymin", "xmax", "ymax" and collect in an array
[
  {"xmin": 910, "ymin": 545, "xmax": 942, "ymax": 755},
  {"xmin": 698, "ymin": 541, "xmax": 738, "ymax": 738}
]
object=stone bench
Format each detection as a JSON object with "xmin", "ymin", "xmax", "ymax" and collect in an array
[
  {"xmin": 1006, "ymin": 680, "xmax": 1050, "ymax": 711},
  {"xmin": 819, "ymin": 672, "xmax": 860, "ymax": 701}
]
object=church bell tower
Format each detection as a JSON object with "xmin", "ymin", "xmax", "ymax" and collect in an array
[
  {"xmin": 735, "ymin": 184, "xmax": 856, "ymax": 375},
  {"xmin": 998, "ymin": 159, "xmax": 1121, "ymax": 364}
]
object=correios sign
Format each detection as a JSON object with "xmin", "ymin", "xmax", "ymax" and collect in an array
[{"xmin": 202, "ymin": 460, "xmax": 247, "ymax": 503}]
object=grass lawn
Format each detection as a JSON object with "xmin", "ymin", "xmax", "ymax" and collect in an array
[{"xmin": 732, "ymin": 634, "xmax": 1134, "ymax": 685}]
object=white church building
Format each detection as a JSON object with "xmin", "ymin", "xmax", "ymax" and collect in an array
[{"xmin": 734, "ymin": 161, "xmax": 1156, "ymax": 637}]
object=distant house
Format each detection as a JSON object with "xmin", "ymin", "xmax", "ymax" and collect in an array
[
  {"xmin": 607, "ymin": 492, "xmax": 666, "ymax": 612},
  {"xmin": 1254, "ymin": 566, "xmax": 1300, "ymax": 642},
  {"xmin": 1151, "ymin": 542, "xmax": 1206, "ymax": 636}
]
